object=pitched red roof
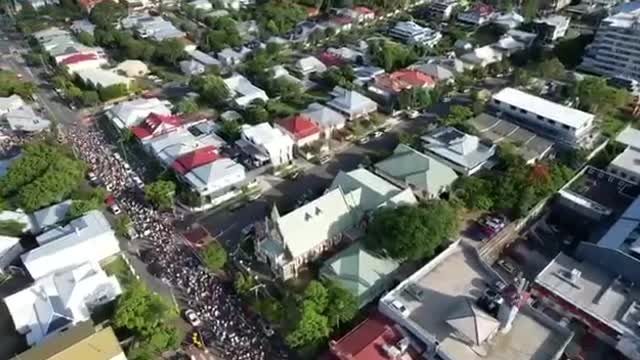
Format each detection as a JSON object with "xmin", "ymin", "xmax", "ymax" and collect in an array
[
  {"xmin": 318, "ymin": 52, "xmax": 344, "ymax": 67},
  {"xmin": 278, "ymin": 115, "xmax": 320, "ymax": 140},
  {"xmin": 329, "ymin": 313, "xmax": 421, "ymax": 360},
  {"xmin": 354, "ymin": 6, "xmax": 374, "ymax": 15},
  {"xmin": 130, "ymin": 112, "xmax": 182, "ymax": 140},
  {"xmin": 391, "ymin": 69, "xmax": 435, "ymax": 88},
  {"xmin": 172, "ymin": 145, "xmax": 219, "ymax": 174},
  {"xmin": 61, "ymin": 53, "xmax": 98, "ymax": 65},
  {"xmin": 475, "ymin": 3, "xmax": 495, "ymax": 15},
  {"xmin": 78, "ymin": 0, "xmax": 104, "ymax": 10}
]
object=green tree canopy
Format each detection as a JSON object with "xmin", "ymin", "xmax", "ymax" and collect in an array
[
  {"xmin": 576, "ymin": 76, "xmax": 630, "ymax": 116},
  {"xmin": 176, "ymin": 98, "xmax": 199, "ymax": 114},
  {"xmin": 257, "ymin": 1, "xmax": 307, "ymax": 35},
  {"xmin": 368, "ymin": 40, "xmax": 417, "ymax": 72},
  {"xmin": 537, "ymin": 58, "xmax": 566, "ymax": 80},
  {"xmin": 76, "ymin": 31, "xmax": 95, "ymax": 46},
  {"xmin": 442, "ymin": 105, "xmax": 474, "ymax": 126},
  {"xmin": 0, "ymin": 220, "xmax": 27, "ymax": 237},
  {"xmin": 201, "ymin": 242, "xmax": 227, "ymax": 271},
  {"xmin": 90, "ymin": 1, "xmax": 127, "ymax": 29},
  {"xmin": 190, "ymin": 74, "xmax": 230, "ymax": 107},
  {"xmin": 98, "ymin": 84, "xmax": 129, "ymax": 101},
  {"xmin": 364, "ymin": 203, "xmax": 459, "ymax": 260},
  {"xmin": 144, "ymin": 180, "xmax": 176, "ymax": 210},
  {"xmin": 154, "ymin": 39, "xmax": 186, "ymax": 66},
  {"xmin": 0, "ymin": 70, "xmax": 36, "ymax": 98}
]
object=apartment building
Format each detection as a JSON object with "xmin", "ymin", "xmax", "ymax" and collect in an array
[
  {"xmin": 580, "ymin": 4, "xmax": 640, "ymax": 82},
  {"xmin": 388, "ymin": 21, "xmax": 442, "ymax": 46},
  {"xmin": 491, "ymin": 87, "xmax": 596, "ymax": 147}
]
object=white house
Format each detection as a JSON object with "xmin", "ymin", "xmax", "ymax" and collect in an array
[
  {"xmin": 421, "ymin": 127, "xmax": 496, "ymax": 175},
  {"xmin": 294, "ymin": 56, "xmax": 328, "ymax": 77},
  {"xmin": 302, "ymin": 102, "xmax": 347, "ymax": 137},
  {"xmin": 75, "ymin": 68, "xmax": 131, "ymax": 90},
  {"xmin": 460, "ymin": 45, "xmax": 503, "ymax": 68},
  {"xmin": 106, "ymin": 97, "xmax": 172, "ymax": 129},
  {"xmin": 239, "ymin": 123, "xmax": 294, "ymax": 166},
  {"xmin": 4, "ymin": 262, "xmax": 121, "ymax": 346},
  {"xmin": 327, "ymin": 87, "xmax": 378, "ymax": 120},
  {"xmin": 115, "ymin": 60, "xmax": 150, "ymax": 77},
  {"xmin": 388, "ymin": 21, "xmax": 442, "ymax": 46},
  {"xmin": 224, "ymin": 74, "xmax": 269, "ymax": 108},
  {"xmin": 457, "ymin": 3, "xmax": 496, "ymax": 26},
  {"xmin": 179, "ymin": 59, "xmax": 206, "ymax": 76},
  {"xmin": 0, "ymin": 95, "xmax": 26, "ymax": 116},
  {"xmin": 22, "ymin": 211, "xmax": 120, "ymax": 280}
]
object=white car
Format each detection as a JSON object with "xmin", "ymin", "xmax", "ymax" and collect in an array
[
  {"xmin": 185, "ymin": 309, "xmax": 201, "ymax": 327},
  {"xmin": 390, "ymin": 299, "xmax": 410, "ymax": 317},
  {"xmin": 372, "ymin": 131, "xmax": 383, "ymax": 138},
  {"xmin": 358, "ymin": 137, "xmax": 369, "ymax": 145},
  {"xmin": 109, "ymin": 203, "xmax": 122, "ymax": 215},
  {"xmin": 132, "ymin": 176, "xmax": 144, "ymax": 188}
]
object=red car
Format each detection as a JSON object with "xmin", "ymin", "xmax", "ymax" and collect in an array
[
  {"xmin": 105, "ymin": 195, "xmax": 122, "ymax": 215},
  {"xmin": 479, "ymin": 216, "xmax": 506, "ymax": 238}
]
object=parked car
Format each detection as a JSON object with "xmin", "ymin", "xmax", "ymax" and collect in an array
[
  {"xmin": 358, "ymin": 137, "xmax": 369, "ymax": 145},
  {"xmin": 372, "ymin": 131, "xmax": 383, "ymax": 138},
  {"xmin": 105, "ymin": 195, "xmax": 122, "ymax": 215},
  {"xmin": 479, "ymin": 215, "xmax": 506, "ymax": 238},
  {"xmin": 185, "ymin": 309, "xmax": 201, "ymax": 327},
  {"xmin": 87, "ymin": 171, "xmax": 99, "ymax": 184}
]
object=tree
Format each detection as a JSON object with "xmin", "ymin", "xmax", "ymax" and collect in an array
[
  {"xmin": 320, "ymin": 65, "xmax": 355, "ymax": 89},
  {"xmin": 523, "ymin": 0, "xmax": 539, "ymax": 21},
  {"xmin": 81, "ymin": 91, "xmax": 100, "ymax": 106},
  {"xmin": 325, "ymin": 281, "xmax": 357, "ymax": 328},
  {"xmin": 201, "ymin": 242, "xmax": 227, "ymax": 271},
  {"xmin": 442, "ymin": 105, "xmax": 474, "ymax": 126},
  {"xmin": 368, "ymin": 40, "xmax": 417, "ymax": 72},
  {"xmin": 364, "ymin": 203, "xmax": 459, "ymax": 260},
  {"xmin": 234, "ymin": 273, "xmax": 257, "ymax": 296},
  {"xmin": 77, "ymin": 31, "xmax": 95, "ymax": 46},
  {"xmin": 303, "ymin": 280, "xmax": 329, "ymax": 313},
  {"xmin": 114, "ymin": 214, "xmax": 132, "ymax": 238},
  {"xmin": 0, "ymin": 220, "xmax": 26, "ymax": 237},
  {"xmin": 257, "ymin": 1, "xmax": 307, "ymax": 35},
  {"xmin": 176, "ymin": 98, "xmax": 199, "ymax": 114},
  {"xmin": 190, "ymin": 74, "xmax": 230, "ymax": 107},
  {"xmin": 66, "ymin": 200, "xmax": 99, "ymax": 220},
  {"xmin": 513, "ymin": 68, "xmax": 530, "ymax": 86},
  {"xmin": 144, "ymin": 180, "xmax": 176, "ymax": 210},
  {"xmin": 286, "ymin": 305, "xmax": 330, "ymax": 348},
  {"xmin": 453, "ymin": 176, "xmax": 494, "ymax": 210},
  {"xmin": 538, "ymin": 58, "xmax": 566, "ymax": 80},
  {"xmin": 576, "ymin": 77, "xmax": 630, "ymax": 116},
  {"xmin": 90, "ymin": 1, "xmax": 126, "ymax": 28},
  {"xmin": 243, "ymin": 102, "xmax": 269, "ymax": 125},
  {"xmin": 218, "ymin": 120, "xmax": 241, "ymax": 141},
  {"xmin": 98, "ymin": 84, "xmax": 128, "ymax": 101},
  {"xmin": 154, "ymin": 39, "xmax": 186, "ymax": 66},
  {"xmin": 0, "ymin": 70, "xmax": 36, "ymax": 98}
]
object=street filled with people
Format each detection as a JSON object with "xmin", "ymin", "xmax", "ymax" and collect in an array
[{"xmin": 62, "ymin": 123, "xmax": 288, "ymax": 360}]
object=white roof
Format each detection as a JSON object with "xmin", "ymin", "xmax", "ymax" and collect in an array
[
  {"xmin": 302, "ymin": 102, "xmax": 346, "ymax": 128},
  {"xmin": 4, "ymin": 262, "xmax": 121, "ymax": 345},
  {"xmin": 296, "ymin": 56, "xmax": 327, "ymax": 73},
  {"xmin": 241, "ymin": 123, "xmax": 293, "ymax": 150},
  {"xmin": 23, "ymin": 211, "xmax": 120, "ymax": 279},
  {"xmin": 184, "ymin": 158, "xmax": 246, "ymax": 193},
  {"xmin": 0, "ymin": 95, "xmax": 25, "ymax": 113},
  {"xmin": 493, "ymin": 87, "xmax": 594, "ymax": 129},
  {"xmin": 5, "ymin": 106, "xmax": 51, "ymax": 132},
  {"xmin": 180, "ymin": 59, "xmax": 205, "ymax": 75},
  {"xmin": 0, "ymin": 210, "xmax": 33, "ymax": 233},
  {"xmin": 31, "ymin": 200, "xmax": 73, "ymax": 233},
  {"xmin": 107, "ymin": 97, "xmax": 171, "ymax": 129},
  {"xmin": 277, "ymin": 188, "xmax": 355, "ymax": 259},
  {"xmin": 115, "ymin": 60, "xmax": 149, "ymax": 77},
  {"xmin": 189, "ymin": 50, "xmax": 221, "ymax": 66},
  {"xmin": 224, "ymin": 74, "xmax": 269, "ymax": 107},
  {"xmin": 328, "ymin": 86, "xmax": 377, "ymax": 115},
  {"xmin": 611, "ymin": 147, "xmax": 640, "ymax": 177},
  {"xmin": 0, "ymin": 235, "xmax": 22, "ymax": 262},
  {"xmin": 75, "ymin": 68, "xmax": 131, "ymax": 88},
  {"xmin": 616, "ymin": 126, "xmax": 640, "ymax": 150}
]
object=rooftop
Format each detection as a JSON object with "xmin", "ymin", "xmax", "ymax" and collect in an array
[
  {"xmin": 301, "ymin": 102, "xmax": 346, "ymax": 128},
  {"xmin": 130, "ymin": 113, "xmax": 182, "ymax": 140},
  {"xmin": 611, "ymin": 147, "xmax": 640, "ymax": 176},
  {"xmin": 276, "ymin": 115, "xmax": 320, "ymax": 139},
  {"xmin": 172, "ymin": 145, "xmax": 219, "ymax": 174},
  {"xmin": 31, "ymin": 200, "xmax": 72, "ymax": 234},
  {"xmin": 75, "ymin": 68, "xmax": 130, "ymax": 88},
  {"xmin": 184, "ymin": 157, "xmax": 246, "ymax": 194},
  {"xmin": 241, "ymin": 123, "xmax": 293, "ymax": 149},
  {"xmin": 421, "ymin": 127, "xmax": 495, "ymax": 170},
  {"xmin": 382, "ymin": 241, "xmax": 572, "ymax": 360},
  {"xmin": 107, "ymin": 97, "xmax": 171, "ymax": 129},
  {"xmin": 328, "ymin": 86, "xmax": 377, "ymax": 115},
  {"xmin": 598, "ymin": 4, "xmax": 640, "ymax": 28},
  {"xmin": 616, "ymin": 126, "xmax": 640, "ymax": 150}
]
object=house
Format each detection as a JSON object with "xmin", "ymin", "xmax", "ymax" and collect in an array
[
  {"xmin": 4, "ymin": 262, "xmax": 122, "ymax": 346},
  {"xmin": 61, "ymin": 53, "xmax": 108, "ymax": 74},
  {"xmin": 107, "ymin": 97, "xmax": 172, "ymax": 129},
  {"xmin": 130, "ymin": 113, "xmax": 182, "ymax": 141},
  {"xmin": 410, "ymin": 63, "xmax": 455, "ymax": 83},
  {"xmin": 492, "ymin": 35, "xmax": 528, "ymax": 55},
  {"xmin": 181, "ymin": 156, "xmax": 247, "ymax": 198},
  {"xmin": 22, "ymin": 211, "xmax": 120, "ymax": 280},
  {"xmin": 30, "ymin": 200, "xmax": 73, "ymax": 234},
  {"xmin": 115, "ymin": 60, "xmax": 149, "ymax": 77},
  {"xmin": 302, "ymin": 102, "xmax": 347, "ymax": 137},
  {"xmin": 130, "ymin": 14, "xmax": 186, "ymax": 41},
  {"xmin": 217, "ymin": 47, "xmax": 250, "ymax": 67},
  {"xmin": 70, "ymin": 20, "xmax": 96, "ymax": 35},
  {"xmin": 276, "ymin": 115, "xmax": 321, "ymax": 147},
  {"xmin": 255, "ymin": 188, "xmax": 356, "ymax": 279},
  {"xmin": 272, "ymin": 65, "xmax": 305, "ymax": 89},
  {"xmin": 374, "ymin": 144, "xmax": 458, "ymax": 199},
  {"xmin": 379, "ymin": 240, "xmax": 573, "ymax": 360},
  {"xmin": 294, "ymin": 56, "xmax": 327, "ymax": 77},
  {"xmin": 0, "ymin": 236, "xmax": 23, "ymax": 274},
  {"xmin": 188, "ymin": 0, "xmax": 213, "ymax": 10},
  {"xmin": 321, "ymin": 242, "xmax": 401, "ymax": 308},
  {"xmin": 327, "ymin": 86, "xmax": 378, "ymax": 120},
  {"xmin": 23, "ymin": 0, "xmax": 59, "ymax": 9},
  {"xmin": 490, "ymin": 87, "xmax": 596, "ymax": 147},
  {"xmin": 607, "ymin": 147, "xmax": 640, "ymax": 184},
  {"xmin": 329, "ymin": 313, "xmax": 424, "ymax": 360},
  {"xmin": 457, "ymin": 3, "xmax": 496, "ymax": 26},
  {"xmin": 353, "ymin": 65, "xmax": 386, "ymax": 86},
  {"xmin": 337, "ymin": 6, "xmax": 375, "ymax": 23},
  {"xmin": 460, "ymin": 45, "xmax": 503, "ymax": 68},
  {"xmin": 10, "ymin": 321, "xmax": 125, "ymax": 360},
  {"xmin": 3, "ymin": 107, "xmax": 51, "ymax": 133},
  {"xmin": 224, "ymin": 74, "xmax": 269, "ymax": 108},
  {"xmin": 179, "ymin": 59, "xmax": 206, "ymax": 76},
  {"xmin": 327, "ymin": 47, "xmax": 366, "ymax": 64},
  {"xmin": 290, "ymin": 21, "xmax": 327, "ymax": 43},
  {"xmin": 428, "ymin": 0, "xmax": 459, "ymax": 21},
  {"xmin": 75, "ymin": 68, "xmax": 131, "ymax": 90},
  {"xmin": 493, "ymin": 11, "xmax": 524, "ymax": 30},
  {"xmin": 388, "ymin": 21, "xmax": 442, "ymax": 46},
  {"xmin": 421, "ymin": 127, "xmax": 496, "ymax": 175},
  {"xmin": 188, "ymin": 49, "xmax": 221, "ymax": 68},
  {"xmin": 532, "ymin": 15, "xmax": 570, "ymax": 43},
  {"xmin": 78, "ymin": 0, "xmax": 105, "ymax": 12},
  {"xmin": 368, "ymin": 69, "xmax": 435, "ymax": 104},
  {"xmin": 0, "ymin": 95, "xmax": 26, "ymax": 115},
  {"xmin": 238, "ymin": 123, "xmax": 294, "ymax": 166}
]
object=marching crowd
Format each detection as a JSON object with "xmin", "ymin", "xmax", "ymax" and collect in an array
[{"xmin": 63, "ymin": 124, "xmax": 288, "ymax": 360}]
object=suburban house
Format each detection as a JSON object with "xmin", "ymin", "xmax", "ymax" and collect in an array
[
  {"xmin": 294, "ymin": 56, "xmax": 327, "ymax": 77},
  {"xmin": 321, "ymin": 242, "xmax": 401, "ymax": 308},
  {"xmin": 0, "ymin": 95, "xmax": 25, "ymax": 115},
  {"xmin": 327, "ymin": 87, "xmax": 378, "ymax": 120},
  {"xmin": 368, "ymin": 69, "xmax": 435, "ymax": 108},
  {"xmin": 353, "ymin": 65, "xmax": 386, "ymax": 86},
  {"xmin": 30, "ymin": 200, "xmax": 73, "ymax": 234},
  {"xmin": 238, "ymin": 123, "xmax": 294, "ymax": 167},
  {"xmin": 4, "ymin": 262, "xmax": 122, "ymax": 346},
  {"xmin": 490, "ymin": 87, "xmax": 596, "ymax": 147},
  {"xmin": 388, "ymin": 21, "xmax": 442, "ymax": 46},
  {"xmin": 124, "ymin": 13, "xmax": 186, "ymax": 41},
  {"xmin": 493, "ymin": 11, "xmax": 524, "ymax": 30},
  {"xmin": 457, "ymin": 3, "xmax": 496, "ymax": 26},
  {"xmin": 130, "ymin": 113, "xmax": 183, "ymax": 142},
  {"xmin": 256, "ymin": 168, "xmax": 415, "ymax": 279},
  {"xmin": 337, "ymin": 6, "xmax": 375, "ymax": 23},
  {"xmin": 188, "ymin": 49, "xmax": 222, "ymax": 68},
  {"xmin": 608, "ymin": 147, "xmax": 640, "ymax": 184},
  {"xmin": 531, "ymin": 15, "xmax": 570, "ymax": 43},
  {"xmin": 428, "ymin": 0, "xmax": 459, "ymax": 21},
  {"xmin": 61, "ymin": 53, "xmax": 108, "ymax": 74},
  {"xmin": 275, "ymin": 115, "xmax": 321, "ymax": 147},
  {"xmin": 374, "ymin": 144, "xmax": 458, "ymax": 199},
  {"xmin": 217, "ymin": 47, "xmax": 251, "ymax": 67},
  {"xmin": 421, "ymin": 127, "xmax": 496, "ymax": 175},
  {"xmin": 10, "ymin": 321, "xmax": 126, "ymax": 360},
  {"xmin": 75, "ymin": 68, "xmax": 131, "ymax": 90},
  {"xmin": 224, "ymin": 74, "xmax": 269, "ymax": 108},
  {"xmin": 115, "ymin": 59, "xmax": 150, "ymax": 77},
  {"xmin": 302, "ymin": 102, "xmax": 347, "ymax": 137},
  {"xmin": 179, "ymin": 59, "xmax": 206, "ymax": 76},
  {"xmin": 460, "ymin": 46, "xmax": 503, "ymax": 68},
  {"xmin": 3, "ymin": 106, "xmax": 51, "ymax": 133},
  {"xmin": 22, "ymin": 211, "xmax": 121, "ymax": 280},
  {"xmin": 70, "ymin": 19, "xmax": 96, "ymax": 34},
  {"xmin": 106, "ymin": 97, "xmax": 172, "ymax": 129}
]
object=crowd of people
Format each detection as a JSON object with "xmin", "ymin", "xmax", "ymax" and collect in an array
[{"xmin": 63, "ymin": 123, "xmax": 288, "ymax": 360}]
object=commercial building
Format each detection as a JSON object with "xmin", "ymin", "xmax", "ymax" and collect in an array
[
  {"xmin": 421, "ymin": 127, "xmax": 496, "ymax": 175},
  {"xmin": 580, "ymin": 5, "xmax": 640, "ymax": 82},
  {"xmin": 10, "ymin": 321, "xmax": 126, "ymax": 360},
  {"xmin": 379, "ymin": 240, "xmax": 573, "ymax": 360},
  {"xmin": 388, "ymin": 21, "xmax": 442, "ymax": 46},
  {"xmin": 491, "ymin": 87, "xmax": 596, "ymax": 147},
  {"xmin": 4, "ymin": 262, "xmax": 122, "ymax": 345},
  {"xmin": 238, "ymin": 123, "xmax": 294, "ymax": 167}
]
